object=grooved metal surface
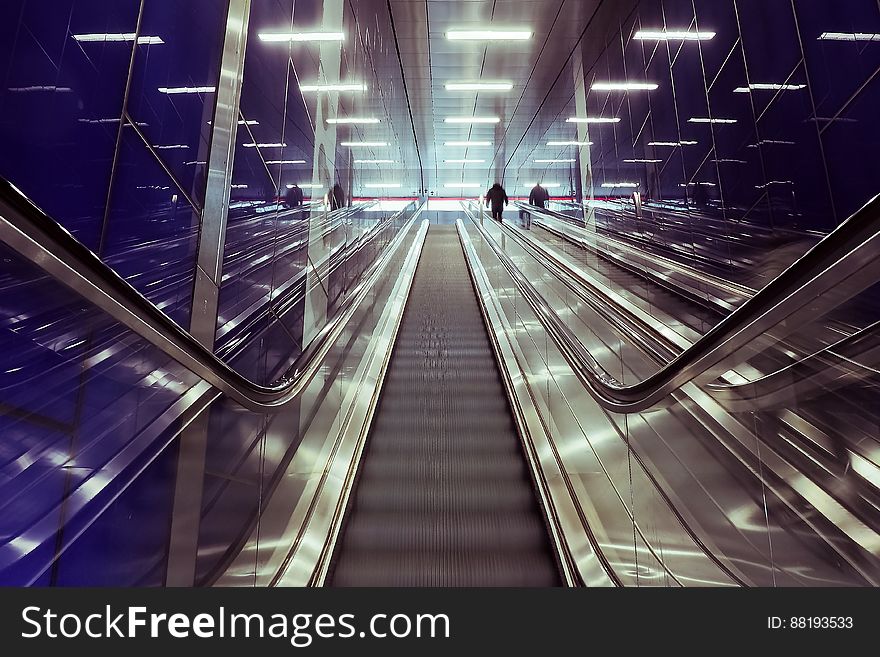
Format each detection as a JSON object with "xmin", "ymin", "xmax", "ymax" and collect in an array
[{"xmin": 329, "ymin": 226, "xmax": 560, "ymax": 586}]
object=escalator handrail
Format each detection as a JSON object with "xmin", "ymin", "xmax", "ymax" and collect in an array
[
  {"xmin": 463, "ymin": 191, "xmax": 880, "ymax": 411},
  {"xmin": 0, "ymin": 176, "xmax": 418, "ymax": 411}
]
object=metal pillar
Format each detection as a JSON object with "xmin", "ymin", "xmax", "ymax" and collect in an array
[{"xmin": 165, "ymin": 0, "xmax": 251, "ymax": 586}]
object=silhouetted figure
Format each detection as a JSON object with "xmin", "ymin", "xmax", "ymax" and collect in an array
[
  {"xmin": 692, "ymin": 182, "xmax": 709, "ymax": 208},
  {"xmin": 484, "ymin": 182, "xmax": 508, "ymax": 222},
  {"xmin": 525, "ymin": 182, "xmax": 551, "ymax": 229},
  {"xmin": 285, "ymin": 183, "xmax": 304, "ymax": 208},
  {"xmin": 326, "ymin": 183, "xmax": 345, "ymax": 211}
]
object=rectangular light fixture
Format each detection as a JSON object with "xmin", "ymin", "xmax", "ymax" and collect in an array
[
  {"xmin": 634, "ymin": 30, "xmax": 715, "ymax": 41},
  {"xmin": 591, "ymin": 82, "xmax": 658, "ymax": 91},
  {"xmin": 243, "ymin": 142, "xmax": 287, "ymax": 148},
  {"xmin": 444, "ymin": 159, "xmax": 486, "ymax": 163},
  {"xmin": 364, "ymin": 183, "xmax": 401, "ymax": 188},
  {"xmin": 301, "ymin": 83, "xmax": 367, "ymax": 92},
  {"xmin": 152, "ymin": 144, "xmax": 189, "ymax": 150},
  {"xmin": 688, "ymin": 117, "xmax": 737, "ymax": 124},
  {"xmin": 712, "ymin": 158, "xmax": 748, "ymax": 164},
  {"xmin": 624, "ymin": 158, "xmax": 662, "ymax": 163},
  {"xmin": 818, "ymin": 32, "xmax": 880, "ymax": 42},
  {"xmin": 158, "ymin": 86, "xmax": 215, "ymax": 94},
  {"xmin": 327, "ymin": 117, "xmax": 380, "ymax": 124},
  {"xmin": 601, "ymin": 182, "xmax": 639, "ymax": 188},
  {"xmin": 287, "ymin": 183, "xmax": 322, "ymax": 188},
  {"xmin": 648, "ymin": 140, "xmax": 697, "ymax": 146},
  {"xmin": 73, "ymin": 33, "xmax": 163, "ymax": 44},
  {"xmin": 747, "ymin": 139, "xmax": 795, "ymax": 147},
  {"xmin": 208, "ymin": 119, "xmax": 259, "ymax": 126},
  {"xmin": 341, "ymin": 141, "xmax": 388, "ymax": 147},
  {"xmin": 566, "ymin": 117, "xmax": 620, "ymax": 123},
  {"xmin": 535, "ymin": 159, "xmax": 574, "ymax": 163},
  {"xmin": 445, "ymin": 117, "xmax": 500, "ymax": 124},
  {"xmin": 8, "ymin": 85, "xmax": 73, "ymax": 92},
  {"xmin": 547, "ymin": 141, "xmax": 593, "ymax": 146},
  {"xmin": 734, "ymin": 83, "xmax": 806, "ymax": 92},
  {"xmin": 231, "ymin": 184, "xmax": 248, "ymax": 189},
  {"xmin": 258, "ymin": 32, "xmax": 345, "ymax": 42},
  {"xmin": 265, "ymin": 160, "xmax": 306, "ymax": 164},
  {"xmin": 355, "ymin": 159, "xmax": 395, "ymax": 164},
  {"xmin": 445, "ymin": 141, "xmax": 492, "ymax": 147},
  {"xmin": 445, "ymin": 81, "xmax": 513, "ymax": 91},
  {"xmin": 444, "ymin": 183, "xmax": 483, "ymax": 188},
  {"xmin": 446, "ymin": 30, "xmax": 532, "ymax": 41}
]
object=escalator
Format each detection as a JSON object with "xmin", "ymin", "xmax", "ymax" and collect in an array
[{"xmin": 329, "ymin": 226, "xmax": 560, "ymax": 586}]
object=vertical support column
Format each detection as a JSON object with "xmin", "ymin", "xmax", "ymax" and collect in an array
[
  {"xmin": 303, "ymin": 0, "xmax": 346, "ymax": 345},
  {"xmin": 165, "ymin": 0, "xmax": 251, "ymax": 586},
  {"xmin": 573, "ymin": 45, "xmax": 595, "ymax": 230}
]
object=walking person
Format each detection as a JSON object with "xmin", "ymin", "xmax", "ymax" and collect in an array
[
  {"xmin": 326, "ymin": 183, "xmax": 345, "ymax": 211},
  {"xmin": 285, "ymin": 183, "xmax": 304, "ymax": 208},
  {"xmin": 484, "ymin": 182, "xmax": 508, "ymax": 222},
  {"xmin": 526, "ymin": 182, "xmax": 550, "ymax": 230}
]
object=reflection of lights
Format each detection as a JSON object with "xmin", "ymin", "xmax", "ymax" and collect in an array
[
  {"xmin": 679, "ymin": 182, "xmax": 717, "ymax": 186},
  {"xmin": 818, "ymin": 32, "xmax": 880, "ymax": 42},
  {"xmin": 445, "ymin": 81, "xmax": 513, "ymax": 91},
  {"xmin": 689, "ymin": 117, "xmax": 737, "ymax": 124},
  {"xmin": 648, "ymin": 141, "xmax": 697, "ymax": 146},
  {"xmin": 158, "ymin": 86, "xmax": 215, "ymax": 94},
  {"xmin": 624, "ymin": 158, "xmax": 662, "ymax": 163},
  {"xmin": 535, "ymin": 159, "xmax": 574, "ymax": 163},
  {"xmin": 756, "ymin": 180, "xmax": 793, "ymax": 189},
  {"xmin": 634, "ymin": 30, "xmax": 715, "ymax": 40},
  {"xmin": 734, "ymin": 83, "xmax": 806, "ymax": 92},
  {"xmin": 444, "ymin": 183, "xmax": 482, "ymax": 188},
  {"xmin": 445, "ymin": 159, "xmax": 486, "ymax": 163},
  {"xmin": 355, "ymin": 159, "xmax": 395, "ymax": 164},
  {"xmin": 601, "ymin": 182, "xmax": 639, "ymax": 188},
  {"xmin": 340, "ymin": 141, "xmax": 388, "ymax": 147},
  {"xmin": 445, "ymin": 141, "xmax": 492, "ymax": 146},
  {"xmin": 591, "ymin": 82, "xmax": 658, "ymax": 91},
  {"xmin": 79, "ymin": 118, "xmax": 149, "ymax": 126},
  {"xmin": 208, "ymin": 119, "xmax": 259, "ymax": 125},
  {"xmin": 566, "ymin": 117, "xmax": 620, "ymax": 123},
  {"xmin": 445, "ymin": 116, "xmax": 500, "ymax": 124},
  {"xmin": 364, "ymin": 183, "xmax": 401, "ymax": 188},
  {"xmin": 231, "ymin": 184, "xmax": 248, "ymax": 189},
  {"xmin": 136, "ymin": 185, "xmax": 171, "ymax": 190},
  {"xmin": 300, "ymin": 83, "xmax": 367, "ymax": 92},
  {"xmin": 808, "ymin": 116, "xmax": 858, "ymax": 123},
  {"xmin": 243, "ymin": 142, "xmax": 286, "ymax": 148},
  {"xmin": 327, "ymin": 117, "xmax": 380, "ymax": 124},
  {"xmin": 747, "ymin": 139, "xmax": 795, "ymax": 147},
  {"xmin": 73, "ymin": 33, "xmax": 163, "ymax": 44},
  {"xmin": 547, "ymin": 141, "xmax": 593, "ymax": 146},
  {"xmin": 258, "ymin": 32, "xmax": 345, "ymax": 42},
  {"xmin": 8, "ymin": 85, "xmax": 72, "ymax": 92},
  {"xmin": 152, "ymin": 144, "xmax": 189, "ymax": 150},
  {"xmin": 185, "ymin": 161, "xmax": 207, "ymax": 166},
  {"xmin": 446, "ymin": 30, "xmax": 532, "ymax": 40},
  {"xmin": 287, "ymin": 184, "xmax": 322, "ymax": 188},
  {"xmin": 713, "ymin": 158, "xmax": 748, "ymax": 164},
  {"xmin": 265, "ymin": 160, "xmax": 306, "ymax": 164}
]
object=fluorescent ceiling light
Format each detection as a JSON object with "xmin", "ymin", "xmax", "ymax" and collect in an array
[
  {"xmin": 185, "ymin": 161, "xmax": 207, "ymax": 166},
  {"xmin": 445, "ymin": 141, "xmax": 492, "ymax": 147},
  {"xmin": 73, "ymin": 33, "xmax": 163, "ymax": 44},
  {"xmin": 734, "ymin": 83, "xmax": 806, "ymax": 93},
  {"xmin": 355, "ymin": 159, "xmax": 395, "ymax": 163},
  {"xmin": 591, "ymin": 82, "xmax": 658, "ymax": 91},
  {"xmin": 566, "ymin": 117, "xmax": 620, "ymax": 123},
  {"xmin": 748, "ymin": 140, "xmax": 795, "ymax": 147},
  {"xmin": 158, "ymin": 86, "xmax": 215, "ymax": 94},
  {"xmin": 756, "ymin": 180, "xmax": 794, "ymax": 189},
  {"xmin": 689, "ymin": 117, "xmax": 737, "ymax": 124},
  {"xmin": 287, "ymin": 183, "xmax": 322, "ymax": 188},
  {"xmin": 624, "ymin": 158, "xmax": 662, "ymax": 163},
  {"xmin": 265, "ymin": 160, "xmax": 306, "ymax": 164},
  {"xmin": 300, "ymin": 83, "xmax": 367, "ymax": 92},
  {"xmin": 713, "ymin": 158, "xmax": 748, "ymax": 164},
  {"xmin": 243, "ymin": 142, "xmax": 286, "ymax": 148},
  {"xmin": 258, "ymin": 32, "xmax": 345, "ymax": 42},
  {"xmin": 364, "ymin": 183, "xmax": 401, "ymax": 188},
  {"xmin": 80, "ymin": 118, "xmax": 148, "ymax": 126},
  {"xmin": 446, "ymin": 30, "xmax": 532, "ymax": 41},
  {"xmin": 445, "ymin": 81, "xmax": 513, "ymax": 91},
  {"xmin": 327, "ymin": 117, "xmax": 380, "ymax": 124},
  {"xmin": 444, "ymin": 183, "xmax": 482, "ymax": 188},
  {"xmin": 152, "ymin": 144, "xmax": 189, "ymax": 150},
  {"xmin": 231, "ymin": 184, "xmax": 248, "ymax": 189},
  {"xmin": 601, "ymin": 182, "xmax": 639, "ymax": 188},
  {"xmin": 208, "ymin": 119, "xmax": 259, "ymax": 125},
  {"xmin": 8, "ymin": 85, "xmax": 72, "ymax": 92},
  {"xmin": 547, "ymin": 141, "xmax": 593, "ymax": 146},
  {"xmin": 634, "ymin": 30, "xmax": 715, "ymax": 41},
  {"xmin": 535, "ymin": 159, "xmax": 574, "ymax": 163},
  {"xmin": 648, "ymin": 140, "xmax": 697, "ymax": 146},
  {"xmin": 341, "ymin": 141, "xmax": 388, "ymax": 147},
  {"xmin": 444, "ymin": 159, "xmax": 486, "ymax": 163},
  {"xmin": 445, "ymin": 117, "xmax": 500, "ymax": 124},
  {"xmin": 818, "ymin": 32, "xmax": 880, "ymax": 42}
]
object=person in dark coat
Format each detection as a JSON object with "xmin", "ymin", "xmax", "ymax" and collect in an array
[
  {"xmin": 525, "ymin": 182, "xmax": 551, "ymax": 229},
  {"xmin": 327, "ymin": 183, "xmax": 345, "ymax": 210},
  {"xmin": 484, "ymin": 182, "xmax": 508, "ymax": 222},
  {"xmin": 285, "ymin": 183, "xmax": 304, "ymax": 208}
]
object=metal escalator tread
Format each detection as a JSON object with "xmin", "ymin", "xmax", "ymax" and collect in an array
[{"xmin": 328, "ymin": 225, "xmax": 560, "ymax": 587}]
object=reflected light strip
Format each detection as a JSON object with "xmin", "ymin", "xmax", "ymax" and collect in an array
[
  {"xmin": 648, "ymin": 140, "xmax": 697, "ymax": 146},
  {"xmin": 444, "ymin": 183, "xmax": 482, "ymax": 188},
  {"xmin": 445, "ymin": 117, "xmax": 500, "ymax": 124},
  {"xmin": 445, "ymin": 141, "xmax": 492, "ymax": 146},
  {"xmin": 634, "ymin": 30, "xmax": 715, "ymax": 40},
  {"xmin": 300, "ymin": 83, "xmax": 367, "ymax": 92},
  {"xmin": 287, "ymin": 184, "xmax": 321, "ymax": 188},
  {"xmin": 444, "ymin": 159, "xmax": 486, "ymax": 163},
  {"xmin": 243, "ymin": 142, "xmax": 286, "ymax": 148},
  {"xmin": 259, "ymin": 32, "xmax": 345, "ymax": 42},
  {"xmin": 327, "ymin": 117, "xmax": 380, "ymax": 124},
  {"xmin": 208, "ymin": 119, "xmax": 259, "ymax": 125},
  {"xmin": 9, "ymin": 85, "xmax": 72, "ymax": 92},
  {"xmin": 355, "ymin": 159, "xmax": 395, "ymax": 164},
  {"xmin": 231, "ymin": 184, "xmax": 248, "ymax": 189},
  {"xmin": 689, "ymin": 117, "xmax": 737, "ymax": 124},
  {"xmin": 818, "ymin": 32, "xmax": 880, "ymax": 42},
  {"xmin": 547, "ymin": 141, "xmax": 593, "ymax": 146},
  {"xmin": 364, "ymin": 183, "xmax": 401, "ymax": 188},
  {"xmin": 734, "ymin": 83, "xmax": 806, "ymax": 92},
  {"xmin": 591, "ymin": 82, "xmax": 658, "ymax": 91},
  {"xmin": 152, "ymin": 144, "xmax": 189, "ymax": 150},
  {"xmin": 566, "ymin": 117, "xmax": 620, "ymax": 123},
  {"xmin": 265, "ymin": 160, "xmax": 306, "ymax": 164},
  {"xmin": 713, "ymin": 158, "xmax": 748, "ymax": 164},
  {"xmin": 601, "ymin": 182, "xmax": 639, "ymax": 188},
  {"xmin": 535, "ymin": 159, "xmax": 574, "ymax": 163},
  {"xmin": 446, "ymin": 30, "xmax": 532, "ymax": 40},
  {"xmin": 341, "ymin": 141, "xmax": 388, "ymax": 147},
  {"xmin": 73, "ymin": 33, "xmax": 163, "ymax": 44},
  {"xmin": 756, "ymin": 180, "xmax": 794, "ymax": 189},
  {"xmin": 624, "ymin": 158, "xmax": 662, "ymax": 163},
  {"xmin": 158, "ymin": 86, "xmax": 215, "ymax": 94},
  {"xmin": 445, "ymin": 82, "xmax": 513, "ymax": 91}
]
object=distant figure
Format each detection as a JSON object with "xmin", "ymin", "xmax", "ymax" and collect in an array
[
  {"xmin": 526, "ymin": 182, "xmax": 551, "ymax": 230},
  {"xmin": 285, "ymin": 184, "xmax": 304, "ymax": 208},
  {"xmin": 326, "ymin": 183, "xmax": 345, "ymax": 211},
  {"xmin": 692, "ymin": 182, "xmax": 710, "ymax": 208},
  {"xmin": 484, "ymin": 182, "xmax": 508, "ymax": 222}
]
